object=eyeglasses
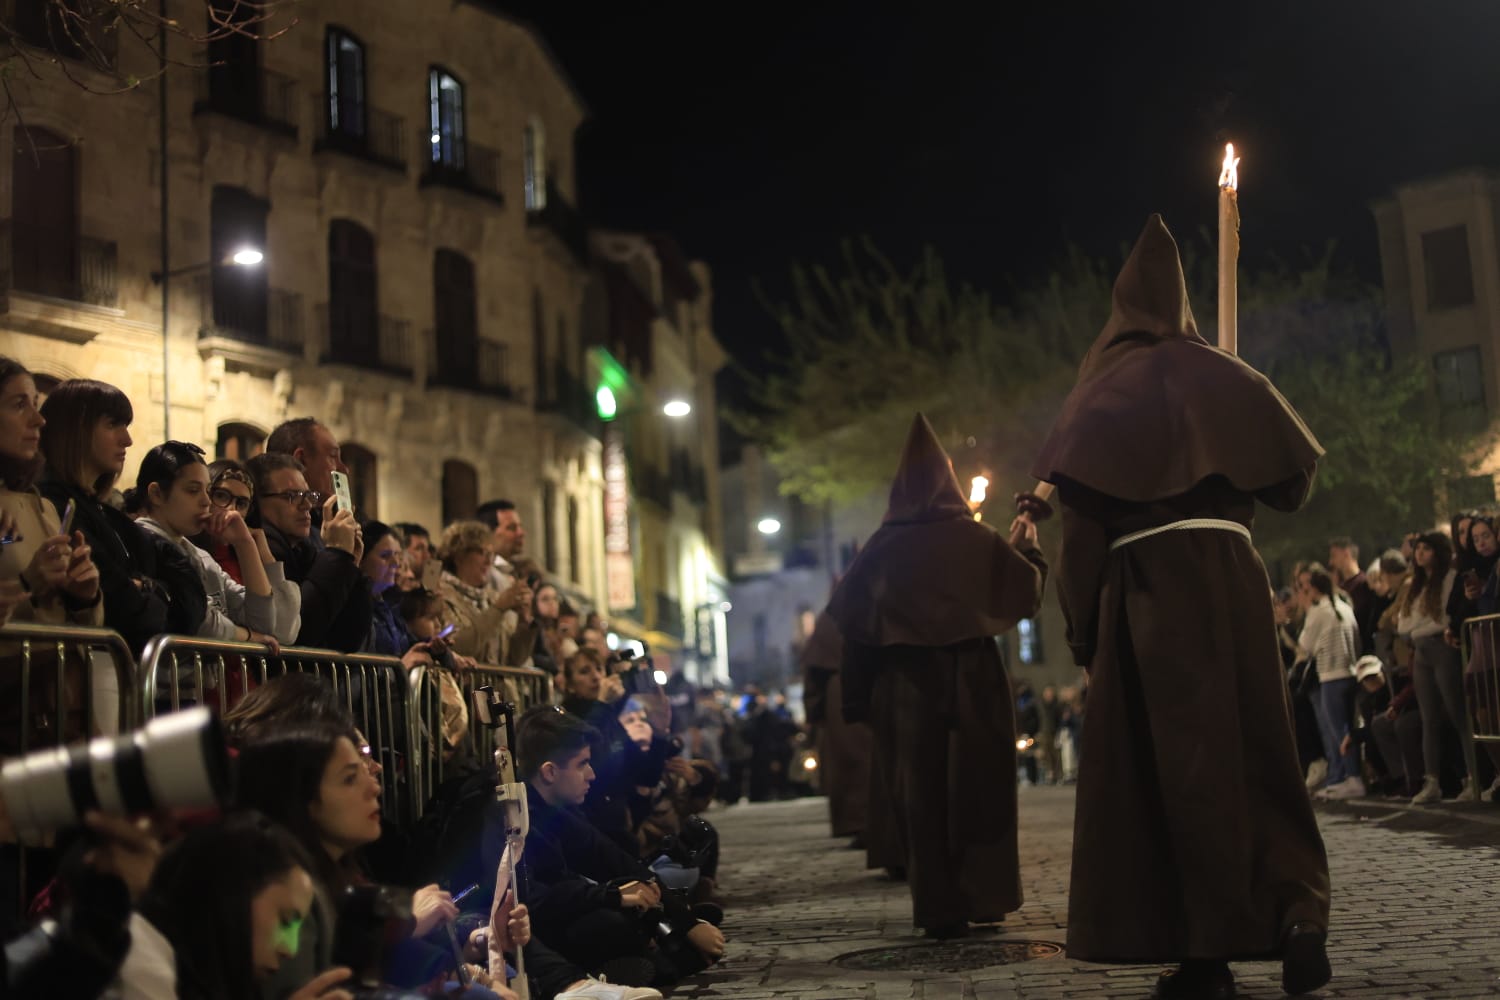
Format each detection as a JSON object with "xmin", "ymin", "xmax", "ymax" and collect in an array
[
  {"xmin": 208, "ymin": 487, "xmax": 252, "ymax": 514},
  {"xmin": 261, "ymin": 490, "xmax": 324, "ymax": 508}
]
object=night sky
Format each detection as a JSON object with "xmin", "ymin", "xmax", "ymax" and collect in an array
[{"xmin": 505, "ymin": 1, "xmax": 1500, "ymax": 375}]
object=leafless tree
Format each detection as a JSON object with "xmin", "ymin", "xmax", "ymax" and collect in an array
[{"xmin": 0, "ymin": 0, "xmax": 298, "ymax": 121}]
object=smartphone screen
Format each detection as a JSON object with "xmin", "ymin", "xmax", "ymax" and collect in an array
[
  {"xmin": 331, "ymin": 471, "xmax": 354, "ymax": 516},
  {"xmin": 437, "ymin": 623, "xmax": 457, "ymax": 640},
  {"xmin": 60, "ymin": 499, "xmax": 77, "ymax": 536}
]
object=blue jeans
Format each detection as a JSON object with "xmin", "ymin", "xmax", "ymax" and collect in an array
[{"xmin": 1318, "ymin": 677, "xmax": 1360, "ymax": 784}]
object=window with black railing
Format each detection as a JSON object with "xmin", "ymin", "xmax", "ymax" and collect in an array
[
  {"xmin": 209, "ymin": 185, "xmax": 270, "ymax": 343},
  {"xmin": 428, "ymin": 67, "xmax": 465, "ymax": 172},
  {"xmin": 526, "ymin": 178, "xmax": 587, "ymax": 262},
  {"xmin": 327, "ymin": 220, "xmax": 378, "ymax": 363},
  {"xmin": 432, "ymin": 248, "xmax": 478, "ymax": 385},
  {"xmin": 199, "ymin": 1, "xmax": 296, "ymax": 135},
  {"xmin": 12, "ymin": 0, "xmax": 116, "ymax": 65},
  {"xmin": 326, "ymin": 28, "xmax": 365, "ymax": 142}
]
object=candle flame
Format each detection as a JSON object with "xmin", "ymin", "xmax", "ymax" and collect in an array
[
  {"xmin": 1219, "ymin": 142, "xmax": 1240, "ymax": 193},
  {"xmin": 969, "ymin": 475, "xmax": 989, "ymax": 506}
]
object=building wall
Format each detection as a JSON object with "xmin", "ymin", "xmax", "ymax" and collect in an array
[
  {"xmin": 1372, "ymin": 169, "xmax": 1500, "ymax": 489},
  {"xmin": 6, "ymin": 0, "xmax": 607, "ymax": 604}
]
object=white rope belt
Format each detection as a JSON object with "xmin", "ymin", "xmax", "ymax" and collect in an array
[{"xmin": 1108, "ymin": 517, "xmax": 1252, "ymax": 552}]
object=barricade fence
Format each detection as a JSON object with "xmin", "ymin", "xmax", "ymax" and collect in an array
[
  {"xmin": 139, "ymin": 634, "xmax": 418, "ymax": 827},
  {"xmin": 1, "ymin": 623, "xmax": 139, "ymax": 919},
  {"xmin": 1463, "ymin": 614, "xmax": 1500, "ymax": 751},
  {"xmin": 2, "ymin": 625, "xmax": 555, "ymax": 917}
]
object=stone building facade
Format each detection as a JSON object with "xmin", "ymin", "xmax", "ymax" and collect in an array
[{"xmin": 3, "ymin": 0, "xmax": 612, "ymax": 606}]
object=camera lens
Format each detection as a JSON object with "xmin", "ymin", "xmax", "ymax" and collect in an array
[{"xmin": 0, "ymin": 707, "xmax": 232, "ymax": 845}]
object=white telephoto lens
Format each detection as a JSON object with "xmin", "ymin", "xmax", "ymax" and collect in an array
[
  {"xmin": 139, "ymin": 707, "xmax": 223, "ymax": 812},
  {"xmin": 1, "ymin": 747, "xmax": 77, "ymax": 846}
]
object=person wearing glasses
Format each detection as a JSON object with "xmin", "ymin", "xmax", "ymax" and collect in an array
[
  {"xmin": 200, "ymin": 459, "xmax": 257, "ymax": 584},
  {"xmin": 245, "ymin": 452, "xmax": 370, "ymax": 653},
  {"xmin": 132, "ymin": 441, "xmax": 300, "ymax": 648}
]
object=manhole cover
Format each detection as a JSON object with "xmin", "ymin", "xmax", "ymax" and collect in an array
[{"xmin": 833, "ymin": 939, "xmax": 1064, "ymax": 973}]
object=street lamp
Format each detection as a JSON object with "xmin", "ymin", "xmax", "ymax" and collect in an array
[
  {"xmin": 662, "ymin": 399, "xmax": 692, "ymax": 419},
  {"xmin": 151, "ymin": 246, "xmax": 266, "ymax": 437},
  {"xmin": 757, "ymin": 517, "xmax": 781, "ymax": 536}
]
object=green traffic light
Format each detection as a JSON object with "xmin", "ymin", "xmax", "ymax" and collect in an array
[{"xmin": 596, "ymin": 385, "xmax": 618, "ymax": 420}]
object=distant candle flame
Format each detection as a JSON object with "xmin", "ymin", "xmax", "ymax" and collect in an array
[
  {"xmin": 1219, "ymin": 142, "xmax": 1240, "ymax": 193},
  {"xmin": 969, "ymin": 475, "xmax": 989, "ymax": 506}
]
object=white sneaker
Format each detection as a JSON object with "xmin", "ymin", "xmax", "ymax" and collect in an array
[
  {"xmin": 1323, "ymin": 776, "xmax": 1366, "ymax": 800},
  {"xmin": 1486, "ymin": 777, "xmax": 1500, "ymax": 803},
  {"xmin": 1304, "ymin": 760, "xmax": 1328, "ymax": 790},
  {"xmin": 557, "ymin": 980, "xmax": 664, "ymax": 1000},
  {"xmin": 1458, "ymin": 775, "xmax": 1479, "ymax": 802},
  {"xmin": 1410, "ymin": 775, "xmax": 1442, "ymax": 805}
]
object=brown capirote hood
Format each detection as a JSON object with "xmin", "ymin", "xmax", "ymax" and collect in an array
[
  {"xmin": 827, "ymin": 416, "xmax": 1046, "ymax": 647},
  {"xmin": 1030, "ymin": 214, "xmax": 1323, "ymax": 504},
  {"xmin": 799, "ymin": 611, "xmax": 843, "ymax": 673},
  {"xmin": 884, "ymin": 413, "xmax": 972, "ymax": 525}
]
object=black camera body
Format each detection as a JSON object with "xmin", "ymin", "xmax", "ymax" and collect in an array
[
  {"xmin": 331, "ymin": 883, "xmax": 425, "ymax": 997},
  {"xmin": 610, "ymin": 641, "xmax": 660, "ymax": 697}
]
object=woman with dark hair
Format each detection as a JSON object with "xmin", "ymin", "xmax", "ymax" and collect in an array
[
  {"xmin": 236, "ymin": 724, "xmax": 477, "ymax": 997},
  {"xmin": 359, "ymin": 520, "xmax": 419, "ymax": 657},
  {"xmin": 1447, "ymin": 514, "xmax": 1500, "ymax": 798},
  {"xmin": 1397, "ymin": 530, "xmax": 1473, "ymax": 804},
  {"xmin": 119, "ymin": 811, "xmax": 352, "ymax": 1000},
  {"xmin": 134, "ymin": 441, "xmax": 300, "ymax": 645},
  {"xmin": 38, "ymin": 379, "xmax": 207, "ymax": 654},
  {"xmin": 0, "ymin": 356, "xmax": 101, "ymax": 629}
]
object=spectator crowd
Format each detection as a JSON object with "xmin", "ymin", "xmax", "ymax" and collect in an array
[{"xmin": 0, "ymin": 357, "xmax": 739, "ymax": 999}]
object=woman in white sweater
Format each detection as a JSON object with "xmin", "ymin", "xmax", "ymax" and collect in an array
[
  {"xmin": 130, "ymin": 441, "xmax": 300, "ymax": 646},
  {"xmin": 1395, "ymin": 531, "xmax": 1472, "ymax": 804},
  {"xmin": 1297, "ymin": 565, "xmax": 1361, "ymax": 797}
]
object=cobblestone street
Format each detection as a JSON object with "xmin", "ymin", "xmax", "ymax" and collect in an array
[{"xmin": 685, "ymin": 788, "xmax": 1500, "ymax": 999}]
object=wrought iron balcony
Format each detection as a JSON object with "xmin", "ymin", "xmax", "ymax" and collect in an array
[
  {"xmin": 313, "ymin": 94, "xmax": 406, "ymax": 171},
  {"xmin": 317, "ymin": 304, "xmax": 415, "ymax": 374},
  {"xmin": 428, "ymin": 332, "xmax": 517, "ymax": 400},
  {"xmin": 420, "ymin": 140, "xmax": 503, "ymax": 204},
  {"xmin": 526, "ymin": 178, "xmax": 587, "ymax": 263},
  {"xmin": 199, "ymin": 278, "xmax": 303, "ymax": 353},
  {"xmin": 2, "ymin": 220, "xmax": 118, "ymax": 307},
  {"xmin": 195, "ymin": 65, "xmax": 299, "ymax": 137}
]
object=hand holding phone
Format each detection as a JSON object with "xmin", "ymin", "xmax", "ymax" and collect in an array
[{"xmin": 330, "ymin": 471, "xmax": 354, "ymax": 517}]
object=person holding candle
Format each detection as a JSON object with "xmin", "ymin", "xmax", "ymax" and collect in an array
[
  {"xmin": 1030, "ymin": 215, "xmax": 1331, "ymax": 999},
  {"xmin": 826, "ymin": 412, "xmax": 1045, "ymax": 939}
]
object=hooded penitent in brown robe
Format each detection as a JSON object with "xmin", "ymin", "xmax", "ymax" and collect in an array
[
  {"xmin": 827, "ymin": 414, "xmax": 1046, "ymax": 934},
  {"xmin": 800, "ymin": 611, "xmax": 874, "ymax": 839},
  {"xmin": 1032, "ymin": 215, "xmax": 1331, "ymax": 967}
]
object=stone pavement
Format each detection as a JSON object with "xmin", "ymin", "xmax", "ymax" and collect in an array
[{"xmin": 678, "ymin": 787, "xmax": 1500, "ymax": 999}]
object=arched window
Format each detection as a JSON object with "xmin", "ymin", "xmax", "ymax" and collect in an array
[
  {"xmin": 12, "ymin": 126, "xmax": 77, "ymax": 300},
  {"xmin": 428, "ymin": 67, "xmax": 465, "ymax": 171},
  {"xmin": 341, "ymin": 442, "xmax": 378, "ymax": 519},
  {"xmin": 441, "ymin": 460, "xmax": 477, "ymax": 529},
  {"xmin": 328, "ymin": 220, "xmax": 377, "ymax": 362},
  {"xmin": 433, "ymin": 249, "xmax": 477, "ymax": 383},
  {"xmin": 216, "ymin": 422, "xmax": 266, "ymax": 461},
  {"xmin": 325, "ymin": 27, "xmax": 366, "ymax": 141}
]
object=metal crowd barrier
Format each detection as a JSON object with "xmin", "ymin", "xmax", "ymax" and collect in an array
[
  {"xmin": 0, "ymin": 623, "xmax": 139, "ymax": 919},
  {"xmin": 139, "ymin": 634, "xmax": 418, "ymax": 827},
  {"xmin": 405, "ymin": 662, "xmax": 554, "ymax": 816},
  {"xmin": 1463, "ymin": 614, "xmax": 1500, "ymax": 766}
]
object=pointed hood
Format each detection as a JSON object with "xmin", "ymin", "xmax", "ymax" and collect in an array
[
  {"xmin": 884, "ymin": 413, "xmax": 971, "ymax": 525},
  {"xmin": 1077, "ymin": 214, "xmax": 1206, "ymax": 383},
  {"xmin": 1030, "ymin": 215, "xmax": 1322, "ymax": 504}
]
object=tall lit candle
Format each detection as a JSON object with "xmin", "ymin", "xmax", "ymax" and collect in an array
[
  {"xmin": 1218, "ymin": 142, "xmax": 1240, "ymax": 355},
  {"xmin": 969, "ymin": 475, "xmax": 989, "ymax": 522}
]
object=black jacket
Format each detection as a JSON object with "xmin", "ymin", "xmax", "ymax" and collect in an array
[
  {"xmin": 563, "ymin": 695, "xmax": 672, "ymax": 855},
  {"xmin": 261, "ymin": 521, "xmax": 371, "ymax": 652},
  {"xmin": 38, "ymin": 481, "xmax": 206, "ymax": 655},
  {"xmin": 490, "ymin": 785, "xmax": 695, "ymax": 945}
]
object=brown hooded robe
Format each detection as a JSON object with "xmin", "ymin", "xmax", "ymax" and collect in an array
[
  {"xmin": 827, "ymin": 414, "xmax": 1046, "ymax": 930},
  {"xmin": 1033, "ymin": 215, "xmax": 1331, "ymax": 963},
  {"xmin": 800, "ymin": 611, "xmax": 877, "ymax": 840}
]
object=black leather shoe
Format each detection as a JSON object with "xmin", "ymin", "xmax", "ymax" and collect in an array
[
  {"xmin": 1154, "ymin": 961, "xmax": 1235, "ymax": 1000},
  {"xmin": 1281, "ymin": 923, "xmax": 1331, "ymax": 995}
]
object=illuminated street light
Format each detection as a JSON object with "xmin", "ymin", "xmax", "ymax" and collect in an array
[
  {"xmin": 663, "ymin": 399, "xmax": 692, "ymax": 418},
  {"xmin": 231, "ymin": 247, "xmax": 264, "ymax": 267},
  {"xmin": 757, "ymin": 517, "xmax": 781, "ymax": 536}
]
